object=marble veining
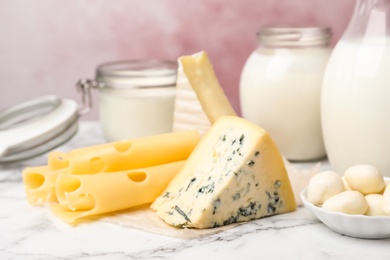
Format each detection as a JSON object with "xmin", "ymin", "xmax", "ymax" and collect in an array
[{"xmin": 1, "ymin": 121, "xmax": 389, "ymax": 260}]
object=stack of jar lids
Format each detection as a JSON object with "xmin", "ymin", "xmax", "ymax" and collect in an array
[{"xmin": 0, "ymin": 96, "xmax": 78, "ymax": 163}]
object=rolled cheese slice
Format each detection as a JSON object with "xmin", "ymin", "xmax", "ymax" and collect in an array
[
  {"xmin": 172, "ymin": 55, "xmax": 211, "ymax": 136},
  {"xmin": 51, "ymin": 160, "xmax": 185, "ymax": 223},
  {"xmin": 48, "ymin": 151, "xmax": 70, "ymax": 170},
  {"xmin": 48, "ymin": 130, "xmax": 200, "ymax": 174},
  {"xmin": 180, "ymin": 51, "xmax": 236, "ymax": 123},
  {"xmin": 23, "ymin": 166, "xmax": 65, "ymax": 205}
]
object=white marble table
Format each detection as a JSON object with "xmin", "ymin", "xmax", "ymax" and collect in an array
[{"xmin": 1, "ymin": 122, "xmax": 389, "ymax": 260}]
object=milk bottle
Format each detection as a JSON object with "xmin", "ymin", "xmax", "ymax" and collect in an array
[{"xmin": 321, "ymin": 0, "xmax": 390, "ymax": 176}]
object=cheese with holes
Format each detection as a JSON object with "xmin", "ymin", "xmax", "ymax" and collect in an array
[
  {"xmin": 48, "ymin": 130, "xmax": 200, "ymax": 174},
  {"xmin": 48, "ymin": 151, "xmax": 70, "ymax": 170},
  {"xmin": 23, "ymin": 166, "xmax": 65, "ymax": 205},
  {"xmin": 173, "ymin": 51, "xmax": 236, "ymax": 133},
  {"xmin": 173, "ymin": 55, "xmax": 211, "ymax": 136},
  {"xmin": 151, "ymin": 116, "xmax": 296, "ymax": 228},
  {"xmin": 51, "ymin": 160, "xmax": 185, "ymax": 223}
]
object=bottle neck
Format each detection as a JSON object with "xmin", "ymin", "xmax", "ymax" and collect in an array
[{"xmin": 343, "ymin": 0, "xmax": 390, "ymax": 40}]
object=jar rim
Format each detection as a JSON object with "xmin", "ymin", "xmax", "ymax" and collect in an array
[
  {"xmin": 257, "ymin": 27, "xmax": 332, "ymax": 47},
  {"xmin": 95, "ymin": 59, "xmax": 177, "ymax": 89}
]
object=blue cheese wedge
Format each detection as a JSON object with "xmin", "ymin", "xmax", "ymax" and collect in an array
[{"xmin": 151, "ymin": 116, "xmax": 296, "ymax": 228}]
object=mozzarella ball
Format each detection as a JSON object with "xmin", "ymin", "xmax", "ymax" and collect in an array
[
  {"xmin": 365, "ymin": 194, "xmax": 386, "ymax": 216},
  {"xmin": 342, "ymin": 177, "xmax": 351, "ymax": 190},
  {"xmin": 344, "ymin": 165, "xmax": 385, "ymax": 194},
  {"xmin": 307, "ymin": 171, "xmax": 345, "ymax": 206},
  {"xmin": 380, "ymin": 179, "xmax": 390, "ymax": 194},
  {"xmin": 383, "ymin": 183, "xmax": 390, "ymax": 215},
  {"xmin": 322, "ymin": 191, "xmax": 368, "ymax": 215}
]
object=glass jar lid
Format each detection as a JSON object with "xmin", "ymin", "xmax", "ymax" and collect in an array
[
  {"xmin": 95, "ymin": 60, "xmax": 177, "ymax": 89},
  {"xmin": 257, "ymin": 27, "xmax": 332, "ymax": 47},
  {"xmin": 0, "ymin": 96, "xmax": 78, "ymax": 163}
]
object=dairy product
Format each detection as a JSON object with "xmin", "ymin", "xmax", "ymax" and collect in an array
[
  {"xmin": 99, "ymin": 87, "xmax": 176, "ymax": 141},
  {"xmin": 308, "ymin": 165, "xmax": 390, "ymax": 216},
  {"xmin": 93, "ymin": 60, "xmax": 178, "ymax": 142},
  {"xmin": 23, "ymin": 166, "xmax": 64, "ymax": 205},
  {"xmin": 151, "ymin": 116, "xmax": 296, "ymax": 229},
  {"xmin": 307, "ymin": 171, "xmax": 345, "ymax": 206},
  {"xmin": 172, "ymin": 54, "xmax": 211, "ymax": 136},
  {"xmin": 321, "ymin": 39, "xmax": 390, "ymax": 176},
  {"xmin": 343, "ymin": 164, "xmax": 385, "ymax": 195},
  {"xmin": 51, "ymin": 160, "xmax": 185, "ymax": 223},
  {"xmin": 240, "ymin": 47, "xmax": 330, "ymax": 161},
  {"xmin": 383, "ymin": 184, "xmax": 390, "ymax": 215},
  {"xmin": 180, "ymin": 51, "xmax": 237, "ymax": 123},
  {"xmin": 48, "ymin": 130, "xmax": 200, "ymax": 174},
  {"xmin": 365, "ymin": 194, "xmax": 386, "ymax": 216},
  {"xmin": 322, "ymin": 190, "xmax": 368, "ymax": 215}
]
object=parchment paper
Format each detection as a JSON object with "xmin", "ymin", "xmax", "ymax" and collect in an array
[{"xmin": 97, "ymin": 160, "xmax": 320, "ymax": 239}]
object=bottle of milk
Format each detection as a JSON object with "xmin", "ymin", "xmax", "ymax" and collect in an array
[
  {"xmin": 240, "ymin": 27, "xmax": 332, "ymax": 161},
  {"xmin": 321, "ymin": 0, "xmax": 390, "ymax": 176}
]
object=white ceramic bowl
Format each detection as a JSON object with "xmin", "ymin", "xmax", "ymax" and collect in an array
[{"xmin": 300, "ymin": 183, "xmax": 390, "ymax": 239}]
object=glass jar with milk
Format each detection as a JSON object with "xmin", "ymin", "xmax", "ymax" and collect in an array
[
  {"xmin": 321, "ymin": 0, "xmax": 390, "ymax": 176},
  {"xmin": 240, "ymin": 27, "xmax": 332, "ymax": 161},
  {"xmin": 77, "ymin": 60, "xmax": 177, "ymax": 142}
]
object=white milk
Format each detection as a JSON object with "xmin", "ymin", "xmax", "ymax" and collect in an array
[
  {"xmin": 98, "ymin": 87, "xmax": 176, "ymax": 141},
  {"xmin": 321, "ymin": 38, "xmax": 390, "ymax": 176},
  {"xmin": 240, "ymin": 47, "xmax": 331, "ymax": 160},
  {"xmin": 93, "ymin": 60, "xmax": 177, "ymax": 142}
]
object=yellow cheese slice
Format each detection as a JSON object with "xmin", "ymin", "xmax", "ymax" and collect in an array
[
  {"xmin": 172, "ymin": 55, "xmax": 211, "ymax": 136},
  {"xmin": 151, "ymin": 116, "xmax": 296, "ymax": 228},
  {"xmin": 23, "ymin": 166, "xmax": 65, "ymax": 205},
  {"xmin": 180, "ymin": 51, "xmax": 236, "ymax": 123},
  {"xmin": 51, "ymin": 160, "xmax": 185, "ymax": 223},
  {"xmin": 48, "ymin": 130, "xmax": 200, "ymax": 174},
  {"xmin": 48, "ymin": 151, "xmax": 69, "ymax": 170}
]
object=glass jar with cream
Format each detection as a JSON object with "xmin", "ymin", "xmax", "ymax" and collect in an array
[
  {"xmin": 240, "ymin": 27, "xmax": 332, "ymax": 161},
  {"xmin": 78, "ymin": 60, "xmax": 177, "ymax": 141}
]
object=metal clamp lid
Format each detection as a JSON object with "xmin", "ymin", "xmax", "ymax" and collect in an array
[
  {"xmin": 0, "ymin": 95, "xmax": 79, "ymax": 163},
  {"xmin": 76, "ymin": 79, "xmax": 98, "ymax": 116}
]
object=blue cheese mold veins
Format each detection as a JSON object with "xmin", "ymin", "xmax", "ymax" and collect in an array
[{"xmin": 151, "ymin": 116, "xmax": 296, "ymax": 229}]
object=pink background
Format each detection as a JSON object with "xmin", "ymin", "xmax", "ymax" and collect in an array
[{"xmin": 0, "ymin": 0, "xmax": 355, "ymax": 120}]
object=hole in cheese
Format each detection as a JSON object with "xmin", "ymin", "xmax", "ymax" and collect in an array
[
  {"xmin": 90, "ymin": 157, "xmax": 105, "ymax": 173},
  {"xmin": 70, "ymin": 194, "xmax": 95, "ymax": 211},
  {"xmin": 127, "ymin": 172, "xmax": 147, "ymax": 182},
  {"xmin": 60, "ymin": 175, "xmax": 81, "ymax": 193},
  {"xmin": 24, "ymin": 173, "xmax": 45, "ymax": 189},
  {"xmin": 114, "ymin": 141, "xmax": 132, "ymax": 152}
]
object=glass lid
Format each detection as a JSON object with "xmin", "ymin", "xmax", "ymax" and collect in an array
[{"xmin": 0, "ymin": 96, "xmax": 79, "ymax": 163}]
